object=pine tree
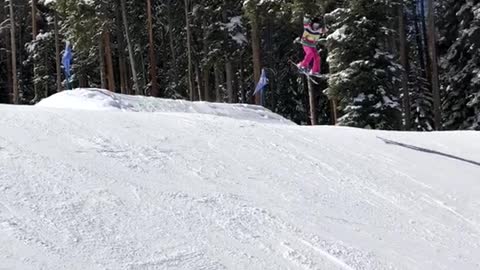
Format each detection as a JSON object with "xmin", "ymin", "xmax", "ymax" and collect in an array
[
  {"xmin": 25, "ymin": 28, "xmax": 56, "ymax": 99},
  {"xmin": 438, "ymin": 0, "xmax": 480, "ymax": 130},
  {"xmin": 326, "ymin": 1, "xmax": 402, "ymax": 130},
  {"xmin": 406, "ymin": 0, "xmax": 435, "ymax": 131},
  {"xmin": 2, "ymin": 0, "xmax": 476, "ymax": 131}
]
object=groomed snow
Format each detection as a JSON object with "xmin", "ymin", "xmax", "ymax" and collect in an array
[
  {"xmin": 1, "ymin": 89, "xmax": 480, "ymax": 269},
  {"xmin": 36, "ymin": 88, "xmax": 293, "ymax": 125}
]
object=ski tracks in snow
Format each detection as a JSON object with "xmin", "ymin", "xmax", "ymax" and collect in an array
[{"xmin": 1, "ymin": 106, "xmax": 480, "ymax": 269}]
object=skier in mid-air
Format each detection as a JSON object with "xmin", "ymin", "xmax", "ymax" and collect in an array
[{"xmin": 295, "ymin": 16, "xmax": 328, "ymax": 76}]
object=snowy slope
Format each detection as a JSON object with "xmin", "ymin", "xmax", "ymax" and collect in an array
[
  {"xmin": 36, "ymin": 88, "xmax": 293, "ymax": 125},
  {"xmin": 1, "ymin": 89, "xmax": 480, "ymax": 270}
]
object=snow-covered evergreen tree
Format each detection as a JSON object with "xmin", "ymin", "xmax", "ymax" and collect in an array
[
  {"xmin": 1, "ymin": 0, "xmax": 478, "ymax": 130},
  {"xmin": 409, "ymin": 73, "xmax": 434, "ymax": 131},
  {"xmin": 25, "ymin": 29, "xmax": 56, "ymax": 99},
  {"xmin": 326, "ymin": 2, "xmax": 402, "ymax": 130},
  {"xmin": 405, "ymin": 0, "xmax": 434, "ymax": 131},
  {"xmin": 438, "ymin": 0, "xmax": 480, "ymax": 130}
]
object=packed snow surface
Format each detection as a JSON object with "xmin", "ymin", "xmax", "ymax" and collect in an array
[
  {"xmin": 36, "ymin": 88, "xmax": 293, "ymax": 125},
  {"xmin": 1, "ymin": 89, "xmax": 480, "ymax": 269}
]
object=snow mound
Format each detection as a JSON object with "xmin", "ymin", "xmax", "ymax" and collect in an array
[
  {"xmin": 36, "ymin": 88, "xmax": 293, "ymax": 125},
  {"xmin": 37, "ymin": 88, "xmax": 132, "ymax": 111},
  {"xmin": 2, "ymin": 94, "xmax": 480, "ymax": 269}
]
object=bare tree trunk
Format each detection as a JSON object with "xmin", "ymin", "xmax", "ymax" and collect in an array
[
  {"xmin": 214, "ymin": 63, "xmax": 222, "ymax": 102},
  {"xmin": 18, "ymin": 9, "xmax": 24, "ymax": 90},
  {"xmin": 99, "ymin": 34, "xmax": 107, "ymax": 89},
  {"xmin": 104, "ymin": 31, "xmax": 116, "ymax": 92},
  {"xmin": 426, "ymin": 0, "xmax": 442, "ymax": 130},
  {"xmin": 248, "ymin": 7, "xmax": 262, "ymax": 105},
  {"xmin": 146, "ymin": 0, "xmax": 159, "ymax": 97},
  {"xmin": 413, "ymin": 0, "xmax": 426, "ymax": 78},
  {"xmin": 221, "ymin": 7, "xmax": 234, "ymax": 103},
  {"xmin": 307, "ymin": 79, "xmax": 317, "ymax": 125},
  {"xmin": 43, "ymin": 55, "xmax": 48, "ymax": 98},
  {"xmin": 167, "ymin": 3, "xmax": 178, "ymax": 86},
  {"xmin": 232, "ymin": 61, "xmax": 239, "ymax": 103},
  {"xmin": 195, "ymin": 65, "xmax": 202, "ymax": 101},
  {"xmin": 420, "ymin": 0, "xmax": 431, "ymax": 83},
  {"xmin": 140, "ymin": 50, "xmax": 147, "ymax": 92},
  {"xmin": 240, "ymin": 54, "xmax": 246, "ymax": 103},
  {"xmin": 330, "ymin": 99, "xmax": 338, "ymax": 125},
  {"xmin": 79, "ymin": 73, "xmax": 87, "ymax": 88},
  {"xmin": 9, "ymin": 0, "xmax": 18, "ymax": 104},
  {"xmin": 203, "ymin": 67, "xmax": 211, "ymax": 102},
  {"xmin": 31, "ymin": 0, "xmax": 37, "ymax": 36},
  {"xmin": 118, "ymin": 53, "xmax": 127, "ymax": 94},
  {"xmin": 2, "ymin": 2, "xmax": 13, "ymax": 100},
  {"xmin": 54, "ymin": 12, "xmax": 62, "ymax": 92},
  {"xmin": 120, "ymin": 0, "xmax": 141, "ymax": 95},
  {"xmin": 225, "ymin": 60, "xmax": 234, "ymax": 103},
  {"xmin": 124, "ymin": 62, "xmax": 131, "ymax": 94},
  {"xmin": 32, "ymin": 0, "xmax": 39, "ymax": 102},
  {"xmin": 184, "ymin": 0, "xmax": 195, "ymax": 101},
  {"xmin": 398, "ymin": 3, "xmax": 411, "ymax": 130},
  {"xmin": 6, "ymin": 40, "xmax": 13, "ymax": 100},
  {"xmin": 0, "ymin": 52, "xmax": 5, "ymax": 102},
  {"xmin": 116, "ymin": 6, "xmax": 128, "ymax": 94}
]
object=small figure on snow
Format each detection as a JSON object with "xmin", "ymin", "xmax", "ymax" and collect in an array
[{"xmin": 295, "ymin": 16, "xmax": 328, "ymax": 76}]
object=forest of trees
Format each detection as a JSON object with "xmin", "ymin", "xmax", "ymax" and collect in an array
[{"xmin": 0, "ymin": 0, "xmax": 479, "ymax": 130}]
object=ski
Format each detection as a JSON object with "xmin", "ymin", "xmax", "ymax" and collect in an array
[{"xmin": 288, "ymin": 60, "xmax": 319, "ymax": 85}]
